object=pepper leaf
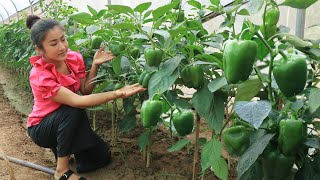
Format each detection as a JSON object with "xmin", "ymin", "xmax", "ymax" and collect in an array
[
  {"xmin": 235, "ymin": 78, "xmax": 263, "ymax": 101},
  {"xmin": 107, "ymin": 5, "xmax": 134, "ymax": 15},
  {"xmin": 281, "ymin": 34, "xmax": 313, "ymax": 48},
  {"xmin": 234, "ymin": 101, "xmax": 272, "ymax": 129},
  {"xmin": 192, "ymin": 84, "xmax": 225, "ymax": 132},
  {"xmin": 167, "ymin": 139, "xmax": 191, "ymax": 152},
  {"xmin": 201, "ymin": 138, "xmax": 222, "ymax": 172},
  {"xmin": 138, "ymin": 131, "xmax": 151, "ymax": 151},
  {"xmin": 304, "ymin": 137, "xmax": 320, "ymax": 149},
  {"xmin": 148, "ymin": 55, "xmax": 183, "ymax": 99},
  {"xmin": 245, "ymin": 0, "xmax": 264, "ymax": 14},
  {"xmin": 208, "ymin": 77, "xmax": 228, "ymax": 93},
  {"xmin": 134, "ymin": 2, "xmax": 152, "ymax": 14},
  {"xmin": 210, "ymin": 157, "xmax": 228, "ymax": 180},
  {"xmin": 280, "ymin": 0, "xmax": 318, "ymax": 9},
  {"xmin": 308, "ymin": 88, "xmax": 320, "ymax": 117},
  {"xmin": 70, "ymin": 12, "xmax": 94, "ymax": 24},
  {"xmin": 237, "ymin": 133, "xmax": 275, "ymax": 178}
]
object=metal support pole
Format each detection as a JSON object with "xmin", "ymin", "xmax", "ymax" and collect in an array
[
  {"xmin": 295, "ymin": 9, "xmax": 306, "ymax": 38},
  {"xmin": 0, "ymin": 13, "xmax": 4, "ymax": 24},
  {"xmin": 10, "ymin": 0, "xmax": 19, "ymax": 21},
  {"xmin": 29, "ymin": 0, "xmax": 34, "ymax": 15},
  {"xmin": 0, "ymin": 3, "xmax": 11, "ymax": 21}
]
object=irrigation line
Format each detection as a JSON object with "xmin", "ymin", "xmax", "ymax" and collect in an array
[{"xmin": 0, "ymin": 155, "xmax": 55, "ymax": 175}]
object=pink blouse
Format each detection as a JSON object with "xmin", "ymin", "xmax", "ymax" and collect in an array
[{"xmin": 27, "ymin": 50, "xmax": 87, "ymax": 127}]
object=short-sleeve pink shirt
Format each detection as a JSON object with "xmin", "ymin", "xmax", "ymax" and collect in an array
[{"xmin": 27, "ymin": 50, "xmax": 87, "ymax": 127}]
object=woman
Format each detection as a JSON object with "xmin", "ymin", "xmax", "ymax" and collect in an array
[{"xmin": 26, "ymin": 14, "xmax": 145, "ymax": 180}]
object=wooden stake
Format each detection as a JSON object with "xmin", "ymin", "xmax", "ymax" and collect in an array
[{"xmin": 192, "ymin": 113, "xmax": 200, "ymax": 180}]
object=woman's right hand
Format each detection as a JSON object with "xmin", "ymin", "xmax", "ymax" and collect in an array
[{"xmin": 114, "ymin": 83, "xmax": 146, "ymax": 98}]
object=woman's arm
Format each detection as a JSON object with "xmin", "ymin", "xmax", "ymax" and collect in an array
[
  {"xmin": 80, "ymin": 48, "xmax": 115, "ymax": 95},
  {"xmin": 51, "ymin": 84, "xmax": 145, "ymax": 108}
]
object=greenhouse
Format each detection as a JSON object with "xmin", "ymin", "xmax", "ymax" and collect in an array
[{"xmin": 0, "ymin": 0, "xmax": 320, "ymax": 179}]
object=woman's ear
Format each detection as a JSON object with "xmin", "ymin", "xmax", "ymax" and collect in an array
[{"xmin": 35, "ymin": 45, "xmax": 43, "ymax": 55}]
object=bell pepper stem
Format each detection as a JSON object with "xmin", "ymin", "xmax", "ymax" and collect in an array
[
  {"xmin": 278, "ymin": 50, "xmax": 289, "ymax": 62},
  {"xmin": 255, "ymin": 32, "xmax": 274, "ymax": 56},
  {"xmin": 239, "ymin": 28, "xmax": 251, "ymax": 40},
  {"xmin": 267, "ymin": 55, "xmax": 276, "ymax": 106}
]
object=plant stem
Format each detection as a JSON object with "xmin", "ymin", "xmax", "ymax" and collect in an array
[{"xmin": 192, "ymin": 113, "xmax": 200, "ymax": 180}]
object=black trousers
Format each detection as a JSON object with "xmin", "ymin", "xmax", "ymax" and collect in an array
[{"xmin": 28, "ymin": 105, "xmax": 111, "ymax": 173}]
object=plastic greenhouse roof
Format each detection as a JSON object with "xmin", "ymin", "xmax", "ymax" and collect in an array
[{"xmin": 0, "ymin": 0, "xmax": 39, "ymax": 19}]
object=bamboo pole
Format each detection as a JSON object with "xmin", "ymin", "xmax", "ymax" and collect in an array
[{"xmin": 192, "ymin": 113, "xmax": 200, "ymax": 180}]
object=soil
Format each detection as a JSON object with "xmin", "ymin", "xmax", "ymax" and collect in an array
[{"xmin": 0, "ymin": 66, "xmax": 237, "ymax": 180}]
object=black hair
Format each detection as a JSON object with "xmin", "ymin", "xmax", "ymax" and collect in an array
[{"xmin": 26, "ymin": 15, "xmax": 63, "ymax": 50}]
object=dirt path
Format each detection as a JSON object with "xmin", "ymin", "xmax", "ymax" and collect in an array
[{"xmin": 0, "ymin": 74, "xmax": 55, "ymax": 179}]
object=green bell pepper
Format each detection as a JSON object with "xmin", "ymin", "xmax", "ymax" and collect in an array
[
  {"xmin": 130, "ymin": 47, "xmax": 140, "ymax": 59},
  {"xmin": 223, "ymin": 39, "xmax": 258, "ymax": 84},
  {"xmin": 141, "ymin": 99, "xmax": 163, "ymax": 128},
  {"xmin": 278, "ymin": 118, "xmax": 307, "ymax": 155},
  {"xmin": 138, "ymin": 71, "xmax": 156, "ymax": 88},
  {"xmin": 91, "ymin": 36, "xmax": 104, "ymax": 49},
  {"xmin": 172, "ymin": 109, "xmax": 194, "ymax": 136},
  {"xmin": 144, "ymin": 48, "xmax": 163, "ymax": 67},
  {"xmin": 222, "ymin": 125, "xmax": 252, "ymax": 157},
  {"xmin": 261, "ymin": 147, "xmax": 294, "ymax": 180},
  {"xmin": 273, "ymin": 55, "xmax": 307, "ymax": 97},
  {"xmin": 110, "ymin": 43, "xmax": 125, "ymax": 56},
  {"xmin": 180, "ymin": 64, "xmax": 204, "ymax": 89},
  {"xmin": 175, "ymin": 10, "xmax": 184, "ymax": 22},
  {"xmin": 265, "ymin": 7, "xmax": 280, "ymax": 26}
]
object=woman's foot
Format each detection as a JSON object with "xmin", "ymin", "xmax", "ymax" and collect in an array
[{"xmin": 54, "ymin": 169, "xmax": 84, "ymax": 180}]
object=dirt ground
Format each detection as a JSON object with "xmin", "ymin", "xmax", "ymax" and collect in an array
[{"xmin": 0, "ymin": 66, "xmax": 235, "ymax": 180}]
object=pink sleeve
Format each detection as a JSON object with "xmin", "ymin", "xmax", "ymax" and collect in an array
[
  {"xmin": 30, "ymin": 70, "xmax": 61, "ymax": 99},
  {"xmin": 76, "ymin": 52, "xmax": 87, "ymax": 79}
]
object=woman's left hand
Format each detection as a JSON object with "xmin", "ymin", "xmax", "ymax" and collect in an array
[{"xmin": 93, "ymin": 47, "xmax": 115, "ymax": 66}]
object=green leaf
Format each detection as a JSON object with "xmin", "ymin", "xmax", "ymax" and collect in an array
[
  {"xmin": 201, "ymin": 138, "xmax": 222, "ymax": 171},
  {"xmin": 281, "ymin": 34, "xmax": 313, "ymax": 48},
  {"xmin": 70, "ymin": 12, "xmax": 94, "ymax": 24},
  {"xmin": 210, "ymin": 157, "xmax": 228, "ymax": 180},
  {"xmin": 192, "ymin": 84, "xmax": 225, "ymax": 132},
  {"xmin": 148, "ymin": 56, "xmax": 183, "ymax": 98},
  {"xmin": 239, "ymin": 161, "xmax": 263, "ymax": 180},
  {"xmin": 134, "ymin": 2, "xmax": 152, "ymax": 13},
  {"xmin": 237, "ymin": 133, "xmax": 275, "ymax": 178},
  {"xmin": 304, "ymin": 137, "xmax": 320, "ymax": 149},
  {"xmin": 253, "ymin": 38, "xmax": 270, "ymax": 60},
  {"xmin": 280, "ymin": 0, "xmax": 318, "ymax": 9},
  {"xmin": 97, "ymin": 9, "xmax": 107, "ymax": 19},
  {"xmin": 245, "ymin": 0, "xmax": 264, "ymax": 14},
  {"xmin": 234, "ymin": 101, "xmax": 272, "ymax": 129},
  {"xmin": 210, "ymin": 0, "xmax": 220, "ymax": 6},
  {"xmin": 119, "ymin": 115, "xmax": 137, "ymax": 133},
  {"xmin": 168, "ymin": 139, "xmax": 191, "ymax": 152},
  {"xmin": 308, "ymin": 88, "xmax": 320, "ymax": 117},
  {"xmin": 208, "ymin": 77, "xmax": 228, "ymax": 93},
  {"xmin": 237, "ymin": 9, "xmax": 250, "ymax": 16},
  {"xmin": 138, "ymin": 131, "xmax": 150, "ymax": 151},
  {"xmin": 87, "ymin": 5, "xmax": 97, "ymax": 16},
  {"xmin": 112, "ymin": 56, "xmax": 121, "ymax": 76},
  {"xmin": 152, "ymin": 3, "xmax": 175, "ymax": 19},
  {"xmin": 107, "ymin": 5, "xmax": 134, "ymax": 15},
  {"xmin": 235, "ymin": 78, "xmax": 263, "ymax": 101},
  {"xmin": 112, "ymin": 23, "xmax": 137, "ymax": 30},
  {"xmin": 301, "ymin": 48, "xmax": 320, "ymax": 61},
  {"xmin": 188, "ymin": 0, "xmax": 202, "ymax": 9}
]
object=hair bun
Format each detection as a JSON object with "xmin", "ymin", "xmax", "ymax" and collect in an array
[{"xmin": 26, "ymin": 15, "xmax": 40, "ymax": 29}]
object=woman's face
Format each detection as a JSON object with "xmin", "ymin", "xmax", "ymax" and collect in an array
[{"xmin": 38, "ymin": 25, "xmax": 68, "ymax": 64}]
